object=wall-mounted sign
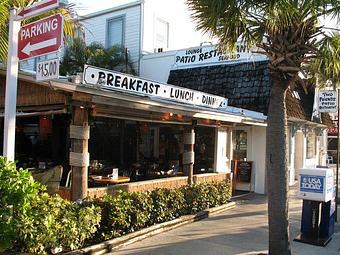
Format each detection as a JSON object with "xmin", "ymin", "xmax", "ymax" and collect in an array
[
  {"xmin": 18, "ymin": 14, "xmax": 63, "ymax": 61},
  {"xmin": 173, "ymin": 44, "xmax": 267, "ymax": 69},
  {"xmin": 36, "ymin": 58, "xmax": 59, "ymax": 81},
  {"xmin": 318, "ymin": 90, "xmax": 337, "ymax": 113},
  {"xmin": 83, "ymin": 65, "xmax": 228, "ymax": 109}
]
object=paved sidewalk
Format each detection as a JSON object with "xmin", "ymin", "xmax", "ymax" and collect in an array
[{"xmin": 112, "ymin": 188, "xmax": 340, "ymax": 255}]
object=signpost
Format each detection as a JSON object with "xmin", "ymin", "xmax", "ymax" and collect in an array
[
  {"xmin": 18, "ymin": 14, "xmax": 63, "ymax": 61},
  {"xmin": 316, "ymin": 89, "xmax": 339, "ymax": 222},
  {"xmin": 3, "ymin": 1, "xmax": 61, "ymax": 161}
]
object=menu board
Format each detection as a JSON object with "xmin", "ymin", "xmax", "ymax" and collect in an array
[{"xmin": 236, "ymin": 161, "xmax": 252, "ymax": 183}]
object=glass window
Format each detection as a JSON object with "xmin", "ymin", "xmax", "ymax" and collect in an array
[
  {"xmin": 306, "ymin": 132, "xmax": 316, "ymax": 159},
  {"xmin": 107, "ymin": 16, "xmax": 124, "ymax": 47},
  {"xmin": 154, "ymin": 18, "xmax": 169, "ymax": 50},
  {"xmin": 233, "ymin": 130, "xmax": 247, "ymax": 160}
]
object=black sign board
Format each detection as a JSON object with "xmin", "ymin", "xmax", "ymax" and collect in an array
[{"xmin": 236, "ymin": 161, "xmax": 252, "ymax": 183}]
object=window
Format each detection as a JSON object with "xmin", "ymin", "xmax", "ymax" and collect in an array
[
  {"xmin": 154, "ymin": 18, "xmax": 169, "ymax": 50},
  {"xmin": 107, "ymin": 16, "xmax": 124, "ymax": 48},
  {"xmin": 306, "ymin": 132, "xmax": 316, "ymax": 158},
  {"xmin": 233, "ymin": 130, "xmax": 247, "ymax": 160}
]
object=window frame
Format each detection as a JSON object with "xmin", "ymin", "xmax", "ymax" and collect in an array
[
  {"xmin": 306, "ymin": 131, "xmax": 316, "ymax": 159},
  {"xmin": 154, "ymin": 17, "xmax": 169, "ymax": 50},
  {"xmin": 106, "ymin": 15, "xmax": 126, "ymax": 48}
]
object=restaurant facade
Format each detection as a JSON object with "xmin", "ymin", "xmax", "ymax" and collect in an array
[
  {"xmin": 0, "ymin": 66, "xmax": 266, "ymax": 201},
  {"xmin": 141, "ymin": 44, "xmax": 331, "ymax": 193}
]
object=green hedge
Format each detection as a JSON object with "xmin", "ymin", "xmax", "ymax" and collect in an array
[
  {"xmin": 88, "ymin": 180, "xmax": 232, "ymax": 243},
  {"xmin": 0, "ymin": 157, "xmax": 101, "ymax": 254},
  {"xmin": 0, "ymin": 156, "xmax": 232, "ymax": 254}
]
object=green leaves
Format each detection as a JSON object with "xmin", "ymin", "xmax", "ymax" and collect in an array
[
  {"xmin": 0, "ymin": 157, "xmax": 43, "ymax": 251},
  {"xmin": 60, "ymin": 40, "xmax": 136, "ymax": 76},
  {"xmin": 0, "ymin": 156, "xmax": 101, "ymax": 254},
  {"xmin": 88, "ymin": 180, "xmax": 232, "ymax": 243}
]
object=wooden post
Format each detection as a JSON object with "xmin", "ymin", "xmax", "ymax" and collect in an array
[
  {"xmin": 183, "ymin": 125, "xmax": 195, "ymax": 185},
  {"xmin": 70, "ymin": 106, "xmax": 90, "ymax": 201}
]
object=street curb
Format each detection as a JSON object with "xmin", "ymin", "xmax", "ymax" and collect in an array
[{"xmin": 66, "ymin": 201, "xmax": 236, "ymax": 255}]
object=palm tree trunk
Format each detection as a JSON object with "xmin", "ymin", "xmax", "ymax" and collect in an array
[{"xmin": 266, "ymin": 76, "xmax": 291, "ymax": 255}]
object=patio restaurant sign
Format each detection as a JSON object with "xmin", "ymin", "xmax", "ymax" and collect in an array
[
  {"xmin": 83, "ymin": 65, "xmax": 228, "ymax": 109},
  {"xmin": 173, "ymin": 44, "xmax": 267, "ymax": 69}
]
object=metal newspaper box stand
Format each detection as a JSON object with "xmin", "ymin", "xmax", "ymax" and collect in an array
[{"xmin": 294, "ymin": 167, "xmax": 335, "ymax": 246}]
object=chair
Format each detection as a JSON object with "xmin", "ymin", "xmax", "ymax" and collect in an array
[
  {"xmin": 39, "ymin": 165, "xmax": 63, "ymax": 194},
  {"xmin": 65, "ymin": 169, "xmax": 72, "ymax": 188}
]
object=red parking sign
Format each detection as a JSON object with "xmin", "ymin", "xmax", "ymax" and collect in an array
[{"xmin": 18, "ymin": 14, "xmax": 63, "ymax": 61}]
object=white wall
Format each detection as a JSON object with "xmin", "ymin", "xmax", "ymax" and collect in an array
[
  {"xmin": 142, "ymin": 0, "xmax": 216, "ymax": 54},
  {"xmin": 250, "ymin": 126, "xmax": 266, "ymax": 194},
  {"xmin": 214, "ymin": 127, "xmax": 231, "ymax": 173},
  {"xmin": 288, "ymin": 126, "xmax": 296, "ymax": 186},
  {"xmin": 140, "ymin": 50, "xmax": 176, "ymax": 82},
  {"xmin": 81, "ymin": 4, "xmax": 141, "ymax": 71},
  {"xmin": 233, "ymin": 126, "xmax": 266, "ymax": 194}
]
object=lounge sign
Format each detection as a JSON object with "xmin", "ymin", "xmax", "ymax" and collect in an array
[
  {"xmin": 83, "ymin": 65, "xmax": 228, "ymax": 109},
  {"xmin": 173, "ymin": 44, "xmax": 267, "ymax": 69}
]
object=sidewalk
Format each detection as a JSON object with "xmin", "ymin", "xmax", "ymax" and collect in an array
[{"xmin": 111, "ymin": 188, "xmax": 340, "ymax": 255}]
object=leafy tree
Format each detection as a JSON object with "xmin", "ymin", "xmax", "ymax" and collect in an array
[
  {"xmin": 186, "ymin": 1, "xmax": 340, "ymax": 254},
  {"xmin": 60, "ymin": 39, "xmax": 136, "ymax": 75},
  {"xmin": 0, "ymin": 0, "xmax": 79, "ymax": 63},
  {"xmin": 311, "ymin": 33, "xmax": 340, "ymax": 86}
]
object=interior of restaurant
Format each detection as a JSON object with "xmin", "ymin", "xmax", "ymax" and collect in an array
[
  {"xmin": 3, "ymin": 115, "xmax": 216, "ymax": 188},
  {"xmin": 88, "ymin": 117, "xmax": 216, "ymax": 185}
]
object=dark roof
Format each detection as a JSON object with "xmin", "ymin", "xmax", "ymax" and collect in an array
[
  {"xmin": 168, "ymin": 61, "xmax": 331, "ymax": 125},
  {"xmin": 168, "ymin": 61, "xmax": 271, "ymax": 115}
]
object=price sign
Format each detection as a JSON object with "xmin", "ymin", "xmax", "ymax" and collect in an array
[{"xmin": 36, "ymin": 58, "xmax": 59, "ymax": 81}]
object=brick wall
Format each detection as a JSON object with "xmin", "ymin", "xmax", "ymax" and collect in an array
[
  {"xmin": 87, "ymin": 176, "xmax": 188, "ymax": 199},
  {"xmin": 193, "ymin": 173, "xmax": 230, "ymax": 184},
  {"xmin": 60, "ymin": 174, "xmax": 231, "ymax": 200}
]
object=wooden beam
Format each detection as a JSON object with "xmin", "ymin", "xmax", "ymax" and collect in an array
[{"xmin": 70, "ymin": 106, "xmax": 89, "ymax": 201}]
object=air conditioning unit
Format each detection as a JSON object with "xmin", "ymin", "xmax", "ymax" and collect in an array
[{"xmin": 154, "ymin": 48, "xmax": 163, "ymax": 53}]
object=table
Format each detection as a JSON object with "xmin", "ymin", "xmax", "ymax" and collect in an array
[{"xmin": 90, "ymin": 175, "xmax": 130, "ymax": 185}]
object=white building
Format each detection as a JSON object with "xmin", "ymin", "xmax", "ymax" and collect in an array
[{"xmin": 80, "ymin": 0, "xmax": 215, "ymax": 74}]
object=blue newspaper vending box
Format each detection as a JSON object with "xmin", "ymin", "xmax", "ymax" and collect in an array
[{"xmin": 294, "ymin": 168, "xmax": 335, "ymax": 246}]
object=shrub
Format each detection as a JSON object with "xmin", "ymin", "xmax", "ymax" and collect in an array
[
  {"xmin": 0, "ymin": 157, "xmax": 43, "ymax": 251},
  {"xmin": 129, "ymin": 191, "xmax": 153, "ymax": 230},
  {"xmin": 90, "ymin": 190, "xmax": 135, "ymax": 241},
  {"xmin": 17, "ymin": 193, "xmax": 101, "ymax": 254},
  {"xmin": 88, "ymin": 179, "xmax": 231, "ymax": 245},
  {"xmin": 0, "ymin": 157, "xmax": 101, "ymax": 254},
  {"xmin": 1, "ymin": 154, "xmax": 232, "ymax": 254}
]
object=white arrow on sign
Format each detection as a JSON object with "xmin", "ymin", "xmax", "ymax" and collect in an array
[{"xmin": 21, "ymin": 38, "xmax": 57, "ymax": 56}]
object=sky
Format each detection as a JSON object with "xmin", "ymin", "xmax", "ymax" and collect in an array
[{"xmin": 69, "ymin": 0, "xmax": 135, "ymax": 16}]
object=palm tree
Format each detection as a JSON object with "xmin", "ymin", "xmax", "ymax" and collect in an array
[
  {"xmin": 60, "ymin": 39, "xmax": 136, "ymax": 76},
  {"xmin": 312, "ymin": 33, "xmax": 340, "ymax": 87},
  {"xmin": 0, "ymin": 0, "xmax": 79, "ymax": 63},
  {"xmin": 186, "ymin": 1, "xmax": 340, "ymax": 254}
]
